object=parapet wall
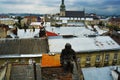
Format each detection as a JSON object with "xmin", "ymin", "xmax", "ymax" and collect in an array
[{"xmin": 0, "ymin": 38, "xmax": 48, "ymax": 54}]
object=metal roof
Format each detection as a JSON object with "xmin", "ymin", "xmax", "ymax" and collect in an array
[{"xmin": 48, "ymin": 36, "xmax": 120, "ymax": 53}]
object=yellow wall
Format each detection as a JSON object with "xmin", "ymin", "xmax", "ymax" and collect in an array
[
  {"xmin": 0, "ymin": 28, "xmax": 7, "ymax": 38},
  {"xmin": 0, "ymin": 50, "xmax": 120, "ymax": 68},
  {"xmin": 76, "ymin": 50, "xmax": 120, "ymax": 68}
]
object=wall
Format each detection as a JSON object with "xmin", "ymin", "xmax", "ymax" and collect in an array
[
  {"xmin": 0, "ymin": 57, "xmax": 41, "ymax": 67},
  {"xmin": 76, "ymin": 50, "xmax": 120, "ymax": 68},
  {"xmin": 0, "ymin": 28, "xmax": 7, "ymax": 38}
]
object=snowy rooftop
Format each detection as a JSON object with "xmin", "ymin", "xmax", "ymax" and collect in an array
[
  {"xmin": 46, "ymin": 27, "xmax": 96, "ymax": 38},
  {"xmin": 87, "ymin": 25, "xmax": 108, "ymax": 35},
  {"xmin": 0, "ymin": 18, "xmax": 14, "ymax": 21},
  {"xmin": 82, "ymin": 66, "xmax": 120, "ymax": 80},
  {"xmin": 30, "ymin": 22, "xmax": 41, "ymax": 26},
  {"xmin": 16, "ymin": 29, "xmax": 39, "ymax": 38},
  {"xmin": 0, "ymin": 54, "xmax": 42, "ymax": 58},
  {"xmin": 48, "ymin": 36, "xmax": 120, "ymax": 53},
  {"xmin": 67, "ymin": 22, "xmax": 85, "ymax": 27},
  {"xmin": 46, "ymin": 26, "xmax": 107, "ymax": 37},
  {"xmin": 8, "ymin": 22, "xmax": 107, "ymax": 39}
]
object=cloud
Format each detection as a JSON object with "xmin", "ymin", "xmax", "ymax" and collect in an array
[{"xmin": 0, "ymin": 0, "xmax": 120, "ymax": 15}]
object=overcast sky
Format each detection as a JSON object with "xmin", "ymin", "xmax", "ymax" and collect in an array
[{"xmin": 0, "ymin": 0, "xmax": 120, "ymax": 15}]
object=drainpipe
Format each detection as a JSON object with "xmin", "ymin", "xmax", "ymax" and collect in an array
[{"xmin": 33, "ymin": 62, "xmax": 37, "ymax": 80}]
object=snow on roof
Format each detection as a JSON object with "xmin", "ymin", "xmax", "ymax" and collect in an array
[
  {"xmin": 67, "ymin": 22, "xmax": 85, "ymax": 27},
  {"xmin": 0, "ymin": 54, "xmax": 42, "ymax": 58},
  {"xmin": 85, "ymin": 18, "xmax": 93, "ymax": 21},
  {"xmin": 46, "ymin": 27, "xmax": 96, "ymax": 37},
  {"xmin": 82, "ymin": 66, "xmax": 120, "ymax": 80},
  {"xmin": 48, "ymin": 36, "xmax": 120, "ymax": 53},
  {"xmin": 9, "ymin": 25, "xmax": 14, "ymax": 28},
  {"xmin": 17, "ymin": 29, "xmax": 39, "ymax": 38},
  {"xmin": 30, "ymin": 22, "xmax": 41, "ymax": 26},
  {"xmin": 0, "ymin": 18, "xmax": 14, "ymax": 21},
  {"xmin": 87, "ymin": 25, "xmax": 108, "ymax": 35}
]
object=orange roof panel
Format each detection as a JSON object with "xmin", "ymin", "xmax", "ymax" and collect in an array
[{"xmin": 41, "ymin": 54, "xmax": 61, "ymax": 67}]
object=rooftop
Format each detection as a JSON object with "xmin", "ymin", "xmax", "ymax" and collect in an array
[
  {"xmin": 0, "ymin": 54, "xmax": 42, "ymax": 59},
  {"xmin": 46, "ymin": 26, "xmax": 95, "ymax": 37},
  {"xmin": 65, "ymin": 11, "xmax": 85, "ymax": 18},
  {"xmin": 46, "ymin": 25, "xmax": 107, "ymax": 37},
  {"xmin": 82, "ymin": 66, "xmax": 120, "ymax": 80},
  {"xmin": 17, "ymin": 29, "xmax": 39, "ymax": 38},
  {"xmin": 48, "ymin": 36, "xmax": 120, "ymax": 53},
  {"xmin": 30, "ymin": 22, "xmax": 41, "ymax": 26}
]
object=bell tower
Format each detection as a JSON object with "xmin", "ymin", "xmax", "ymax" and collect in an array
[{"xmin": 60, "ymin": 0, "xmax": 66, "ymax": 16}]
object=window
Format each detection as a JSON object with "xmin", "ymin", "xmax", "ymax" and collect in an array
[
  {"xmin": 114, "ymin": 53, "xmax": 118, "ymax": 60},
  {"xmin": 112, "ymin": 53, "xmax": 118, "ymax": 65},
  {"xmin": 105, "ymin": 54, "xmax": 109, "ymax": 61},
  {"xmin": 86, "ymin": 55, "xmax": 91, "ymax": 63},
  {"xmin": 96, "ymin": 55, "xmax": 100, "ymax": 62}
]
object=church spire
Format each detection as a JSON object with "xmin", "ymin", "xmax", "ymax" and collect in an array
[
  {"xmin": 60, "ymin": 0, "xmax": 65, "ymax": 11},
  {"xmin": 62, "ymin": 0, "xmax": 64, "ymax": 5},
  {"xmin": 60, "ymin": 0, "xmax": 66, "ymax": 16}
]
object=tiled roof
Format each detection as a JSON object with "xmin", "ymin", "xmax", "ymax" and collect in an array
[{"xmin": 41, "ymin": 54, "xmax": 61, "ymax": 67}]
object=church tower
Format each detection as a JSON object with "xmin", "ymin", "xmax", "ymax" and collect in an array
[{"xmin": 60, "ymin": 0, "xmax": 66, "ymax": 16}]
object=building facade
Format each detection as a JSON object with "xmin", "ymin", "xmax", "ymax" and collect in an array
[
  {"xmin": 0, "ymin": 18, "xmax": 16, "ymax": 26},
  {"xmin": 48, "ymin": 36, "xmax": 120, "ymax": 68},
  {"xmin": 77, "ymin": 50, "xmax": 120, "ymax": 68}
]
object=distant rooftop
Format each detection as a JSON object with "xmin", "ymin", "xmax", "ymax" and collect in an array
[
  {"xmin": 46, "ymin": 25, "xmax": 107, "ymax": 37},
  {"xmin": 65, "ymin": 11, "xmax": 85, "ymax": 18},
  {"xmin": 30, "ymin": 22, "xmax": 41, "ymax": 26},
  {"xmin": 17, "ymin": 29, "xmax": 39, "ymax": 38},
  {"xmin": 46, "ymin": 26, "xmax": 95, "ymax": 37}
]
